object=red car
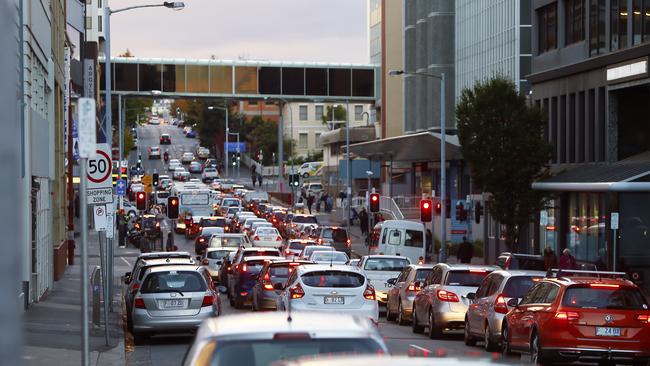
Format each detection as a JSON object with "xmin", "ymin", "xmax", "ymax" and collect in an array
[
  {"xmin": 502, "ymin": 269, "xmax": 650, "ymax": 365},
  {"xmin": 159, "ymin": 133, "xmax": 171, "ymax": 144}
]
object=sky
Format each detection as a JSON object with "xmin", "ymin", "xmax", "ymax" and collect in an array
[{"xmin": 110, "ymin": 0, "xmax": 369, "ymax": 64}]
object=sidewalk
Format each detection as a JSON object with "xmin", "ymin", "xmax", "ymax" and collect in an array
[{"xmin": 23, "ymin": 228, "xmax": 126, "ymax": 366}]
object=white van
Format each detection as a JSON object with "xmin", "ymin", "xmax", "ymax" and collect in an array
[
  {"xmin": 297, "ymin": 162, "xmax": 322, "ymax": 178},
  {"xmin": 374, "ymin": 220, "xmax": 426, "ymax": 264}
]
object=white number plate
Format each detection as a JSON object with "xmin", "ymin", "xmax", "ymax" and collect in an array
[
  {"xmin": 596, "ymin": 327, "xmax": 621, "ymax": 337},
  {"xmin": 324, "ymin": 296, "xmax": 344, "ymax": 304},
  {"xmin": 161, "ymin": 299, "xmax": 187, "ymax": 309}
]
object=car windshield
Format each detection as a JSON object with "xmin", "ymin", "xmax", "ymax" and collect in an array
[
  {"xmin": 502, "ymin": 276, "xmax": 543, "ymax": 298},
  {"xmin": 268, "ymin": 264, "xmax": 302, "ymax": 282},
  {"xmin": 445, "ymin": 270, "xmax": 490, "ymax": 287},
  {"xmin": 207, "ymin": 250, "xmax": 232, "ymax": 260},
  {"xmin": 292, "ymin": 216, "xmax": 318, "ymax": 224},
  {"xmin": 202, "ymin": 218, "xmax": 226, "ymax": 227},
  {"xmin": 312, "ymin": 252, "xmax": 348, "ymax": 262},
  {"xmin": 256, "ymin": 228, "xmax": 278, "ymax": 236},
  {"xmin": 209, "ymin": 236, "xmax": 245, "ymax": 247},
  {"xmin": 301, "ymin": 270, "xmax": 365, "ymax": 288},
  {"xmin": 322, "ymin": 228, "xmax": 348, "ymax": 242},
  {"xmin": 363, "ymin": 257, "xmax": 410, "ymax": 271},
  {"xmin": 415, "ymin": 269, "xmax": 432, "ymax": 282},
  {"xmin": 562, "ymin": 285, "xmax": 649, "ymax": 310},
  {"xmin": 206, "ymin": 338, "xmax": 383, "ymax": 366},
  {"xmin": 140, "ymin": 271, "xmax": 206, "ymax": 293}
]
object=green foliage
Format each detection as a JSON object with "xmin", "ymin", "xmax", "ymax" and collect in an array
[
  {"xmin": 456, "ymin": 76, "xmax": 552, "ymax": 251},
  {"xmin": 321, "ymin": 105, "xmax": 347, "ymax": 125},
  {"xmin": 288, "ymin": 150, "xmax": 324, "ymax": 165},
  {"xmin": 123, "ymin": 129, "xmax": 135, "ymax": 152},
  {"xmin": 123, "ymin": 98, "xmax": 151, "ymax": 128}
]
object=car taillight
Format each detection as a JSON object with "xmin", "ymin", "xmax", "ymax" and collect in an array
[
  {"xmin": 264, "ymin": 283, "xmax": 274, "ymax": 291},
  {"xmin": 554, "ymin": 311, "xmax": 580, "ymax": 321},
  {"xmin": 494, "ymin": 294, "xmax": 508, "ymax": 314},
  {"xmin": 241, "ymin": 264, "xmax": 247, "ymax": 272},
  {"xmin": 346, "ymin": 238, "xmax": 351, "ymax": 247},
  {"xmin": 290, "ymin": 283, "xmax": 305, "ymax": 299},
  {"xmin": 135, "ymin": 223, "xmax": 140, "ymax": 229},
  {"xmin": 201, "ymin": 259, "xmax": 209, "ymax": 265},
  {"xmin": 590, "ymin": 283, "xmax": 620, "ymax": 289},
  {"xmin": 134, "ymin": 298, "xmax": 146, "ymax": 309},
  {"xmin": 201, "ymin": 295, "xmax": 214, "ymax": 307},
  {"xmin": 130, "ymin": 283, "xmax": 140, "ymax": 292},
  {"xmin": 225, "ymin": 227, "xmax": 229, "ymax": 232},
  {"xmin": 504, "ymin": 257, "xmax": 512, "ymax": 269},
  {"xmin": 436, "ymin": 290, "xmax": 459, "ymax": 302},
  {"xmin": 317, "ymin": 238, "xmax": 322, "ymax": 244},
  {"xmin": 364, "ymin": 284, "xmax": 376, "ymax": 300},
  {"xmin": 198, "ymin": 237, "xmax": 205, "ymax": 243},
  {"xmin": 276, "ymin": 236, "xmax": 282, "ymax": 241},
  {"xmin": 637, "ymin": 315, "xmax": 650, "ymax": 323},
  {"xmin": 253, "ymin": 236, "xmax": 260, "ymax": 241},
  {"xmin": 406, "ymin": 282, "xmax": 420, "ymax": 292}
]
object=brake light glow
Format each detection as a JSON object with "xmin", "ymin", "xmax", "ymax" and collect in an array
[
  {"xmin": 276, "ymin": 236, "xmax": 282, "ymax": 241},
  {"xmin": 637, "ymin": 315, "xmax": 650, "ymax": 323},
  {"xmin": 469, "ymin": 269, "xmax": 486, "ymax": 273},
  {"xmin": 198, "ymin": 237, "xmax": 205, "ymax": 243},
  {"xmin": 590, "ymin": 283, "xmax": 620, "ymax": 289},
  {"xmin": 364, "ymin": 285, "xmax": 376, "ymax": 300},
  {"xmin": 253, "ymin": 236, "xmax": 260, "ymax": 241},
  {"xmin": 134, "ymin": 298, "xmax": 146, "ymax": 309},
  {"xmin": 285, "ymin": 249, "xmax": 291, "ymax": 255},
  {"xmin": 201, "ymin": 295, "xmax": 214, "ymax": 307},
  {"xmin": 406, "ymin": 282, "xmax": 421, "ymax": 292},
  {"xmin": 554, "ymin": 311, "xmax": 580, "ymax": 320},
  {"xmin": 290, "ymin": 283, "xmax": 305, "ymax": 299},
  {"xmin": 436, "ymin": 290, "xmax": 459, "ymax": 302},
  {"xmin": 494, "ymin": 294, "xmax": 508, "ymax": 314},
  {"xmin": 346, "ymin": 238, "xmax": 351, "ymax": 247},
  {"xmin": 130, "ymin": 283, "xmax": 140, "ymax": 292},
  {"xmin": 241, "ymin": 264, "xmax": 247, "ymax": 272}
]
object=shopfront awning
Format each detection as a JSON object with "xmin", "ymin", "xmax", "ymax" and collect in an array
[
  {"xmin": 348, "ymin": 132, "xmax": 463, "ymax": 162},
  {"xmin": 532, "ymin": 159, "xmax": 650, "ymax": 192}
]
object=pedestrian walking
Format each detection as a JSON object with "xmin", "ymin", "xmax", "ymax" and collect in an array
[
  {"xmin": 166, "ymin": 231, "xmax": 175, "ymax": 252},
  {"xmin": 251, "ymin": 164, "xmax": 257, "ymax": 187},
  {"xmin": 307, "ymin": 194, "xmax": 315, "ymax": 214},
  {"xmin": 257, "ymin": 173, "xmax": 263, "ymax": 187},
  {"xmin": 457, "ymin": 236, "xmax": 473, "ymax": 264},
  {"xmin": 358, "ymin": 207, "xmax": 369, "ymax": 236},
  {"xmin": 326, "ymin": 194, "xmax": 333, "ymax": 212},
  {"xmin": 543, "ymin": 246, "xmax": 558, "ymax": 270},
  {"xmin": 559, "ymin": 248, "xmax": 577, "ymax": 270},
  {"xmin": 315, "ymin": 192, "xmax": 322, "ymax": 212}
]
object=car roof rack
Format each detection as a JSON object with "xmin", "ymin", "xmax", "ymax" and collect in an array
[{"xmin": 545, "ymin": 268, "xmax": 629, "ymax": 280}]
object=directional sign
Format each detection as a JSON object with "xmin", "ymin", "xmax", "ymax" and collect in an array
[
  {"xmin": 87, "ymin": 143, "xmax": 113, "ymax": 205},
  {"xmin": 115, "ymin": 179, "xmax": 127, "ymax": 196},
  {"xmin": 77, "ymin": 98, "xmax": 96, "ymax": 158}
]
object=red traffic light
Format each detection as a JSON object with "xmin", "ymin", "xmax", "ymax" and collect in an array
[
  {"xmin": 369, "ymin": 193, "xmax": 380, "ymax": 213},
  {"xmin": 423, "ymin": 201, "xmax": 430, "ymax": 209},
  {"xmin": 170, "ymin": 198, "xmax": 177, "ymax": 206},
  {"xmin": 420, "ymin": 199, "xmax": 432, "ymax": 222},
  {"xmin": 167, "ymin": 196, "xmax": 179, "ymax": 219},
  {"xmin": 136, "ymin": 191, "xmax": 146, "ymax": 210}
]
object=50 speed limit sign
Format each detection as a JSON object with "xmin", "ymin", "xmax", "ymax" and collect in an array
[{"xmin": 86, "ymin": 143, "xmax": 114, "ymax": 205}]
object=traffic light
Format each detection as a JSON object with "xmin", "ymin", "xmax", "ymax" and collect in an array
[
  {"xmin": 434, "ymin": 200, "xmax": 442, "ymax": 215},
  {"xmin": 136, "ymin": 192, "xmax": 147, "ymax": 210},
  {"xmin": 456, "ymin": 202, "xmax": 464, "ymax": 221},
  {"xmin": 167, "ymin": 196, "xmax": 179, "ymax": 219},
  {"xmin": 290, "ymin": 174, "xmax": 300, "ymax": 187},
  {"xmin": 475, "ymin": 202, "xmax": 484, "ymax": 224},
  {"xmin": 445, "ymin": 199, "xmax": 451, "ymax": 219},
  {"xmin": 152, "ymin": 173, "xmax": 159, "ymax": 188},
  {"xmin": 420, "ymin": 199, "xmax": 432, "ymax": 222},
  {"xmin": 369, "ymin": 193, "xmax": 380, "ymax": 213}
]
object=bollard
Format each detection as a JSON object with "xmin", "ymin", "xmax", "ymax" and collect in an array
[{"xmin": 91, "ymin": 266, "xmax": 101, "ymax": 326}]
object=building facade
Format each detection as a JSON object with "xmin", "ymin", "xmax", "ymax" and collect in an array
[{"xmin": 530, "ymin": 0, "xmax": 650, "ymax": 292}]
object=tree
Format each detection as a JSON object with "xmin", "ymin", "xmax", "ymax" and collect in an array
[
  {"xmin": 118, "ymin": 49, "xmax": 135, "ymax": 57},
  {"xmin": 456, "ymin": 76, "xmax": 552, "ymax": 251},
  {"xmin": 321, "ymin": 105, "xmax": 347, "ymax": 127}
]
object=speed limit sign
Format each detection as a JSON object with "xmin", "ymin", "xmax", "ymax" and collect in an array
[{"xmin": 86, "ymin": 143, "xmax": 114, "ymax": 205}]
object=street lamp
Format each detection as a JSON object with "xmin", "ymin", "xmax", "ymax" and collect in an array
[
  {"xmin": 389, "ymin": 69, "xmax": 448, "ymax": 263},
  {"xmin": 207, "ymin": 104, "xmax": 230, "ymax": 178}
]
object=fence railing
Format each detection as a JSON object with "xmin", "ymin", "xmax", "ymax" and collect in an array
[{"xmin": 380, "ymin": 196, "xmax": 404, "ymax": 220}]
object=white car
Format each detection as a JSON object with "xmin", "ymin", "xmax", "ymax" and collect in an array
[
  {"xmin": 200, "ymin": 247, "xmax": 237, "ymax": 280},
  {"xmin": 277, "ymin": 264, "xmax": 379, "ymax": 322},
  {"xmin": 251, "ymin": 227, "xmax": 283, "ymax": 248},
  {"xmin": 168, "ymin": 160, "xmax": 181, "ymax": 172},
  {"xmin": 196, "ymin": 147, "xmax": 210, "ymax": 159},
  {"xmin": 357, "ymin": 255, "xmax": 411, "ymax": 305},
  {"xmin": 148, "ymin": 146, "xmax": 161, "ymax": 159},
  {"xmin": 309, "ymin": 250, "xmax": 349, "ymax": 264},
  {"xmin": 172, "ymin": 167, "xmax": 187, "ymax": 180},
  {"xmin": 250, "ymin": 221, "xmax": 273, "ymax": 233},
  {"xmin": 181, "ymin": 152, "xmax": 194, "ymax": 164},
  {"xmin": 202, "ymin": 167, "xmax": 219, "ymax": 182},
  {"xmin": 241, "ymin": 217, "xmax": 267, "ymax": 235},
  {"xmin": 298, "ymin": 245, "xmax": 334, "ymax": 260},
  {"xmin": 297, "ymin": 161, "xmax": 322, "ymax": 178}
]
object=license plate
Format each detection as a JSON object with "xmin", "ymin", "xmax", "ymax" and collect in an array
[
  {"xmin": 161, "ymin": 299, "xmax": 187, "ymax": 309},
  {"xmin": 263, "ymin": 237, "xmax": 273, "ymax": 241},
  {"xmin": 596, "ymin": 327, "xmax": 621, "ymax": 337},
  {"xmin": 324, "ymin": 296, "xmax": 344, "ymax": 304}
]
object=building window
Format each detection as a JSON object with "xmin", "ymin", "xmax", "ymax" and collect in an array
[
  {"xmin": 566, "ymin": 0, "xmax": 584, "ymax": 44},
  {"xmin": 315, "ymin": 105, "xmax": 324, "ymax": 121},
  {"xmin": 611, "ymin": 0, "xmax": 628, "ymax": 50},
  {"xmin": 589, "ymin": 0, "xmax": 606, "ymax": 55},
  {"xmin": 85, "ymin": 16, "xmax": 92, "ymax": 30},
  {"xmin": 299, "ymin": 105, "xmax": 308, "ymax": 121},
  {"xmin": 354, "ymin": 105, "xmax": 364, "ymax": 120},
  {"xmin": 538, "ymin": 3, "xmax": 558, "ymax": 53},
  {"xmin": 298, "ymin": 133, "xmax": 308, "ymax": 149},
  {"xmin": 98, "ymin": 15, "xmax": 102, "ymax": 32},
  {"xmin": 315, "ymin": 133, "xmax": 322, "ymax": 147}
]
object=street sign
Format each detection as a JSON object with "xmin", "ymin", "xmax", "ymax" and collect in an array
[
  {"xmin": 87, "ymin": 143, "xmax": 113, "ymax": 205},
  {"xmin": 144, "ymin": 185, "xmax": 153, "ymax": 193},
  {"xmin": 611, "ymin": 212, "xmax": 619, "ymax": 230},
  {"xmin": 105, "ymin": 204, "xmax": 114, "ymax": 239},
  {"xmin": 115, "ymin": 179, "xmax": 126, "ymax": 196},
  {"xmin": 141, "ymin": 174, "xmax": 152, "ymax": 186},
  {"xmin": 77, "ymin": 98, "xmax": 96, "ymax": 158},
  {"xmin": 93, "ymin": 205, "xmax": 107, "ymax": 231}
]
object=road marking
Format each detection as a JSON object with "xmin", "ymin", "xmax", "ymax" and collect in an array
[
  {"xmin": 120, "ymin": 257, "xmax": 131, "ymax": 267},
  {"xmin": 408, "ymin": 344, "xmax": 433, "ymax": 357}
]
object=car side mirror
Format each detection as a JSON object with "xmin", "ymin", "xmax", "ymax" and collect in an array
[
  {"xmin": 123, "ymin": 272, "xmax": 131, "ymax": 284},
  {"xmin": 386, "ymin": 278, "xmax": 397, "ymax": 286},
  {"xmin": 466, "ymin": 292, "xmax": 476, "ymax": 300},
  {"xmin": 273, "ymin": 282, "xmax": 285, "ymax": 291},
  {"xmin": 507, "ymin": 298, "xmax": 520, "ymax": 308},
  {"xmin": 217, "ymin": 285, "xmax": 228, "ymax": 294}
]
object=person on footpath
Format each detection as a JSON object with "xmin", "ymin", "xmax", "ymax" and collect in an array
[
  {"xmin": 251, "ymin": 164, "xmax": 257, "ymax": 187},
  {"xmin": 457, "ymin": 236, "xmax": 473, "ymax": 264},
  {"xmin": 358, "ymin": 207, "xmax": 369, "ymax": 237},
  {"xmin": 559, "ymin": 248, "xmax": 577, "ymax": 270},
  {"xmin": 543, "ymin": 246, "xmax": 558, "ymax": 270},
  {"xmin": 307, "ymin": 194, "xmax": 315, "ymax": 214}
]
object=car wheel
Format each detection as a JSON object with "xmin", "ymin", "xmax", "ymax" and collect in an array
[
  {"xmin": 427, "ymin": 308, "xmax": 443, "ymax": 339},
  {"xmin": 484, "ymin": 323, "xmax": 498, "ymax": 351},
  {"xmin": 501, "ymin": 322, "xmax": 514, "ymax": 356},
  {"xmin": 397, "ymin": 301, "xmax": 409, "ymax": 325},
  {"xmin": 464, "ymin": 317, "xmax": 477, "ymax": 346},
  {"xmin": 133, "ymin": 332, "xmax": 149, "ymax": 346},
  {"xmin": 385, "ymin": 297, "xmax": 397, "ymax": 321},
  {"xmin": 302, "ymin": 173, "xmax": 309, "ymax": 178},
  {"xmin": 530, "ymin": 331, "xmax": 547, "ymax": 365},
  {"xmin": 411, "ymin": 306, "xmax": 424, "ymax": 334}
]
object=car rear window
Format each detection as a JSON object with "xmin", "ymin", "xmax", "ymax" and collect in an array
[
  {"xmin": 210, "ymin": 236, "xmax": 245, "ymax": 247},
  {"xmin": 446, "ymin": 270, "xmax": 490, "ymax": 287},
  {"xmin": 323, "ymin": 228, "xmax": 348, "ymax": 242},
  {"xmin": 415, "ymin": 269, "xmax": 432, "ymax": 282},
  {"xmin": 242, "ymin": 250, "xmax": 281, "ymax": 259},
  {"xmin": 202, "ymin": 218, "xmax": 226, "ymax": 227},
  {"xmin": 562, "ymin": 285, "xmax": 649, "ymax": 310},
  {"xmin": 503, "ymin": 276, "xmax": 542, "ymax": 298},
  {"xmin": 256, "ymin": 228, "xmax": 279, "ymax": 236},
  {"xmin": 207, "ymin": 250, "xmax": 232, "ymax": 260},
  {"xmin": 312, "ymin": 252, "xmax": 348, "ymax": 262},
  {"xmin": 289, "ymin": 241, "xmax": 310, "ymax": 250},
  {"xmin": 242, "ymin": 260, "xmax": 269, "ymax": 274},
  {"xmin": 207, "ymin": 338, "xmax": 383, "ymax": 366},
  {"xmin": 364, "ymin": 258, "xmax": 410, "ymax": 271},
  {"xmin": 301, "ymin": 271, "xmax": 365, "ymax": 288},
  {"xmin": 304, "ymin": 246, "xmax": 333, "ymax": 256},
  {"xmin": 292, "ymin": 216, "xmax": 318, "ymax": 224},
  {"xmin": 140, "ymin": 271, "xmax": 206, "ymax": 293}
]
